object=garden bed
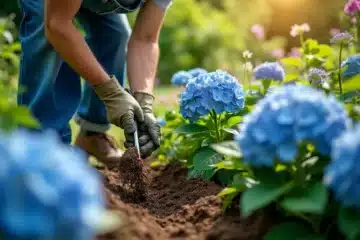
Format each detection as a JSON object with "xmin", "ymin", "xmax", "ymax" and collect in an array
[{"xmin": 95, "ymin": 160, "xmax": 274, "ymax": 240}]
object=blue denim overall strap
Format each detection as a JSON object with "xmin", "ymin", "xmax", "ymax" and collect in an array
[{"xmin": 82, "ymin": 0, "xmax": 144, "ymax": 15}]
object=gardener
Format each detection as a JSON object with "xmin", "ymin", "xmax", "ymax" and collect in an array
[{"xmin": 17, "ymin": 0, "xmax": 171, "ymax": 167}]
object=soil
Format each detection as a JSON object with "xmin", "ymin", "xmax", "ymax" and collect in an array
[{"xmin": 95, "ymin": 152, "xmax": 275, "ymax": 240}]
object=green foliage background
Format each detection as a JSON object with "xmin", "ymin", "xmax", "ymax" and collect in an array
[{"xmin": 0, "ymin": 0, "xmax": 348, "ymax": 84}]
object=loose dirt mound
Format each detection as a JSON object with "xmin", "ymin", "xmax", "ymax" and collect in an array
[{"xmin": 96, "ymin": 160, "xmax": 273, "ymax": 240}]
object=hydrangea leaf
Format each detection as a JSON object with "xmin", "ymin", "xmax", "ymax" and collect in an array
[
  {"xmin": 264, "ymin": 222, "xmax": 324, "ymax": 240},
  {"xmin": 338, "ymin": 207, "xmax": 360, "ymax": 240},
  {"xmin": 280, "ymin": 183, "xmax": 328, "ymax": 214},
  {"xmin": 281, "ymin": 57, "xmax": 304, "ymax": 68},
  {"xmin": 226, "ymin": 116, "xmax": 242, "ymax": 128},
  {"xmin": 317, "ymin": 44, "xmax": 333, "ymax": 57},
  {"xmin": 342, "ymin": 75, "xmax": 360, "ymax": 91},
  {"xmin": 193, "ymin": 147, "xmax": 222, "ymax": 171},
  {"xmin": 211, "ymin": 141, "xmax": 242, "ymax": 158},
  {"xmin": 175, "ymin": 123, "xmax": 209, "ymax": 134},
  {"xmin": 241, "ymin": 181, "xmax": 293, "ymax": 217}
]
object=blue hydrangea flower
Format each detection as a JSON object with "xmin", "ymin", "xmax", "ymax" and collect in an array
[
  {"xmin": 180, "ymin": 70, "xmax": 245, "ymax": 122},
  {"xmin": 342, "ymin": 54, "xmax": 360, "ymax": 79},
  {"xmin": 235, "ymin": 84, "xmax": 350, "ymax": 167},
  {"xmin": 330, "ymin": 31, "xmax": 353, "ymax": 45},
  {"xmin": 253, "ymin": 62, "xmax": 285, "ymax": 81},
  {"xmin": 157, "ymin": 117, "xmax": 166, "ymax": 127},
  {"xmin": 324, "ymin": 124, "xmax": 360, "ymax": 209},
  {"xmin": 171, "ymin": 71, "xmax": 193, "ymax": 86},
  {"xmin": 0, "ymin": 130, "xmax": 105, "ymax": 240},
  {"xmin": 307, "ymin": 68, "xmax": 330, "ymax": 89},
  {"xmin": 188, "ymin": 68, "xmax": 208, "ymax": 78}
]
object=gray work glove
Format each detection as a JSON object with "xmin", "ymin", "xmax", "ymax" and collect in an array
[
  {"xmin": 124, "ymin": 92, "xmax": 161, "ymax": 158},
  {"xmin": 92, "ymin": 76, "xmax": 144, "ymax": 143}
]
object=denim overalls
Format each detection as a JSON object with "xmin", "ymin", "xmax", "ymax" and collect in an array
[{"xmin": 17, "ymin": 0, "xmax": 143, "ymax": 144}]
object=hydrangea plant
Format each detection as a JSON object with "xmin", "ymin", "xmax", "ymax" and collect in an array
[
  {"xmin": 253, "ymin": 62, "xmax": 285, "ymax": 81},
  {"xmin": 171, "ymin": 68, "xmax": 208, "ymax": 86},
  {"xmin": 180, "ymin": 70, "xmax": 245, "ymax": 122},
  {"xmin": 235, "ymin": 84, "xmax": 350, "ymax": 167},
  {"xmin": 324, "ymin": 124, "xmax": 360, "ymax": 209},
  {"xmin": 307, "ymin": 68, "xmax": 330, "ymax": 89},
  {"xmin": 342, "ymin": 54, "xmax": 360, "ymax": 79},
  {"xmin": 0, "ymin": 130, "xmax": 106, "ymax": 240}
]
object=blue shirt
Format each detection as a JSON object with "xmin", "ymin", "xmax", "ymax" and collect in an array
[{"xmin": 82, "ymin": 0, "xmax": 172, "ymax": 15}]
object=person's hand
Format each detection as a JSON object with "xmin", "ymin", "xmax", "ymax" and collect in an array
[
  {"xmin": 124, "ymin": 92, "xmax": 161, "ymax": 158},
  {"xmin": 92, "ymin": 76, "xmax": 144, "ymax": 143}
]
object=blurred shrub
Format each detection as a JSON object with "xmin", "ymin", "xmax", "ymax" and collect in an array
[
  {"xmin": 129, "ymin": 0, "xmax": 276, "ymax": 84},
  {"xmin": 0, "ymin": 15, "xmax": 40, "ymax": 132}
]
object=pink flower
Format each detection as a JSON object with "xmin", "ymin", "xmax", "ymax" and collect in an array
[
  {"xmin": 251, "ymin": 24, "xmax": 265, "ymax": 40},
  {"xmin": 344, "ymin": 0, "xmax": 360, "ymax": 16},
  {"xmin": 271, "ymin": 49, "xmax": 285, "ymax": 60},
  {"xmin": 330, "ymin": 28, "xmax": 341, "ymax": 36},
  {"xmin": 290, "ymin": 23, "xmax": 310, "ymax": 37},
  {"xmin": 287, "ymin": 47, "xmax": 301, "ymax": 57}
]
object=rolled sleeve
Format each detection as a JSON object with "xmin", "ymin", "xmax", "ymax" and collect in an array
[{"xmin": 152, "ymin": 0, "xmax": 172, "ymax": 9}]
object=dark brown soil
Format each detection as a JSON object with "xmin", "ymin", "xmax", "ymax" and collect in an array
[{"xmin": 96, "ymin": 156, "xmax": 274, "ymax": 240}]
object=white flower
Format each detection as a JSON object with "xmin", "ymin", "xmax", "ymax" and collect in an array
[
  {"xmin": 242, "ymin": 50, "xmax": 253, "ymax": 59},
  {"xmin": 243, "ymin": 62, "xmax": 253, "ymax": 72}
]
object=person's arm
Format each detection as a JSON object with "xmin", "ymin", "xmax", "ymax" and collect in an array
[
  {"xmin": 44, "ymin": 0, "xmax": 109, "ymax": 85},
  {"xmin": 124, "ymin": 0, "xmax": 171, "ymax": 157},
  {"xmin": 126, "ymin": 0, "xmax": 167, "ymax": 93},
  {"xmin": 44, "ymin": 0, "xmax": 145, "ymax": 146}
]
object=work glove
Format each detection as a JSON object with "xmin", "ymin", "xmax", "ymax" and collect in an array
[
  {"xmin": 124, "ymin": 91, "xmax": 161, "ymax": 158},
  {"xmin": 92, "ymin": 76, "xmax": 144, "ymax": 145}
]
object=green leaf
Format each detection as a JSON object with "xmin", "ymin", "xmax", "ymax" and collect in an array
[
  {"xmin": 193, "ymin": 147, "xmax": 222, "ymax": 171},
  {"xmin": 241, "ymin": 181, "xmax": 293, "ymax": 217},
  {"xmin": 281, "ymin": 57, "xmax": 304, "ymax": 68},
  {"xmin": 226, "ymin": 116, "xmax": 242, "ymax": 127},
  {"xmin": 264, "ymin": 222, "xmax": 322, "ymax": 240},
  {"xmin": 281, "ymin": 183, "xmax": 328, "ymax": 214},
  {"xmin": 339, "ymin": 90, "xmax": 360, "ymax": 103},
  {"xmin": 343, "ymin": 75, "xmax": 360, "ymax": 91},
  {"xmin": 221, "ymin": 191, "xmax": 238, "ymax": 211},
  {"xmin": 175, "ymin": 123, "xmax": 209, "ymax": 134},
  {"xmin": 317, "ymin": 44, "xmax": 333, "ymax": 57},
  {"xmin": 217, "ymin": 187, "xmax": 238, "ymax": 197},
  {"xmin": 11, "ymin": 106, "xmax": 41, "ymax": 128},
  {"xmin": 338, "ymin": 207, "xmax": 360, "ymax": 240},
  {"xmin": 187, "ymin": 168, "xmax": 216, "ymax": 180},
  {"xmin": 211, "ymin": 141, "xmax": 242, "ymax": 158}
]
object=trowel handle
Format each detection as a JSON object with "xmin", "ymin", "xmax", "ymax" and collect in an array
[{"xmin": 134, "ymin": 126, "xmax": 141, "ymax": 158}]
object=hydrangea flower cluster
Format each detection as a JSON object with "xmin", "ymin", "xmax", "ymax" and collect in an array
[
  {"xmin": 307, "ymin": 68, "xmax": 330, "ymax": 89},
  {"xmin": 290, "ymin": 23, "xmax": 310, "ymax": 37},
  {"xmin": 0, "ymin": 130, "xmax": 105, "ymax": 240},
  {"xmin": 341, "ymin": 54, "xmax": 360, "ymax": 79},
  {"xmin": 188, "ymin": 68, "xmax": 208, "ymax": 78},
  {"xmin": 171, "ymin": 68, "xmax": 208, "ymax": 86},
  {"xmin": 253, "ymin": 62, "xmax": 285, "ymax": 81},
  {"xmin": 180, "ymin": 70, "xmax": 245, "ymax": 122},
  {"xmin": 330, "ymin": 31, "xmax": 354, "ymax": 45},
  {"xmin": 324, "ymin": 124, "xmax": 360, "ymax": 209},
  {"xmin": 171, "ymin": 71, "xmax": 193, "ymax": 86},
  {"xmin": 235, "ymin": 85, "xmax": 350, "ymax": 167},
  {"xmin": 344, "ymin": 0, "xmax": 360, "ymax": 16}
]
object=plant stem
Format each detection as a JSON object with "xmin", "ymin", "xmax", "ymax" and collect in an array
[
  {"xmin": 211, "ymin": 110, "xmax": 221, "ymax": 143},
  {"xmin": 262, "ymin": 79, "xmax": 271, "ymax": 95},
  {"xmin": 338, "ymin": 43, "xmax": 343, "ymax": 94}
]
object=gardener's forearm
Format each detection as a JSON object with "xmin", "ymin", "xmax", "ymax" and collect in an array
[
  {"xmin": 126, "ymin": 0, "xmax": 165, "ymax": 94},
  {"xmin": 44, "ymin": 0, "xmax": 109, "ymax": 86},
  {"xmin": 127, "ymin": 39, "xmax": 159, "ymax": 93}
]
